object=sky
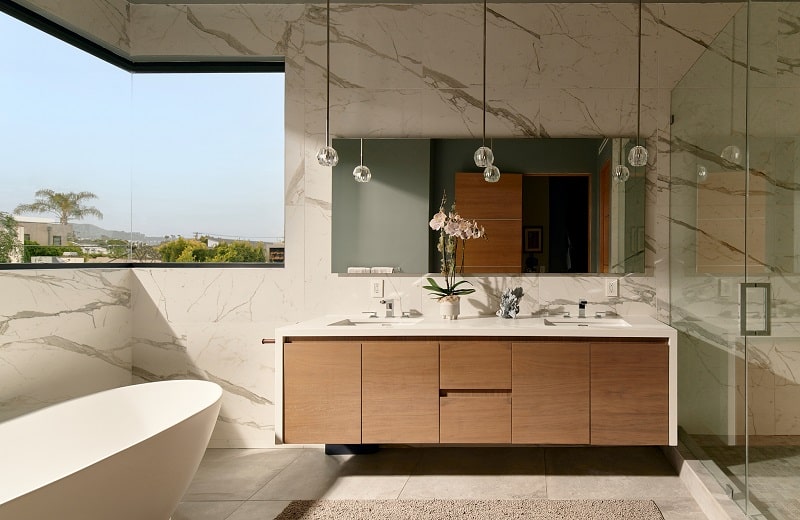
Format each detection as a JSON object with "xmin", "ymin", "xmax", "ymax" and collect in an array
[{"xmin": 0, "ymin": 11, "xmax": 285, "ymax": 241}]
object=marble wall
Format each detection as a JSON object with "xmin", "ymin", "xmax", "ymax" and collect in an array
[
  {"xmin": 0, "ymin": 269, "xmax": 132, "ymax": 422},
  {"xmin": 1, "ymin": 2, "xmax": 741, "ymax": 447},
  {"xmin": 670, "ymin": 2, "xmax": 800, "ymax": 438}
]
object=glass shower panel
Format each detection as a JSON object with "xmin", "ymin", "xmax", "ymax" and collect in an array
[
  {"xmin": 670, "ymin": 1, "xmax": 751, "ymax": 514},
  {"xmin": 741, "ymin": 2, "xmax": 800, "ymax": 518}
]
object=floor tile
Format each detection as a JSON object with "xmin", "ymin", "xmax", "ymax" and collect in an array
[
  {"xmin": 250, "ymin": 450, "xmax": 349, "ymax": 500},
  {"xmin": 400, "ymin": 447, "xmax": 547, "ymax": 499},
  {"xmin": 183, "ymin": 448, "xmax": 304, "ymax": 501},
  {"xmin": 654, "ymin": 497, "xmax": 707, "ymax": 520},
  {"xmin": 171, "ymin": 500, "xmax": 243, "ymax": 520},
  {"xmin": 226, "ymin": 500, "xmax": 292, "ymax": 520},
  {"xmin": 545, "ymin": 447, "xmax": 690, "ymax": 500}
]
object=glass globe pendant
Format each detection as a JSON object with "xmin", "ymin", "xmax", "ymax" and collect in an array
[
  {"xmin": 477, "ymin": 0, "xmax": 499, "ymax": 182},
  {"xmin": 317, "ymin": 145, "xmax": 338, "ymax": 167},
  {"xmin": 353, "ymin": 138, "xmax": 371, "ymax": 183},
  {"xmin": 474, "ymin": 146, "xmax": 494, "ymax": 168},
  {"xmin": 627, "ymin": 0, "xmax": 648, "ymax": 171},
  {"xmin": 697, "ymin": 165, "xmax": 708, "ymax": 183},
  {"xmin": 628, "ymin": 145, "xmax": 648, "ymax": 168},
  {"xmin": 613, "ymin": 164, "xmax": 630, "ymax": 183},
  {"xmin": 316, "ymin": 0, "xmax": 337, "ymax": 168},
  {"xmin": 484, "ymin": 164, "xmax": 501, "ymax": 183},
  {"xmin": 353, "ymin": 164, "xmax": 371, "ymax": 183},
  {"xmin": 720, "ymin": 145, "xmax": 742, "ymax": 165}
]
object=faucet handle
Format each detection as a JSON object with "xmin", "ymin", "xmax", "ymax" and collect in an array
[
  {"xmin": 401, "ymin": 311, "xmax": 412, "ymax": 318},
  {"xmin": 362, "ymin": 311, "xmax": 378, "ymax": 318}
]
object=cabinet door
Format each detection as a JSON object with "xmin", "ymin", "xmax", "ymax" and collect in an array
[
  {"xmin": 590, "ymin": 341, "xmax": 669, "ymax": 445},
  {"xmin": 455, "ymin": 172, "xmax": 523, "ymax": 273},
  {"xmin": 512, "ymin": 341, "xmax": 590, "ymax": 444},
  {"xmin": 362, "ymin": 341, "xmax": 439, "ymax": 443},
  {"xmin": 283, "ymin": 341, "xmax": 361, "ymax": 444}
]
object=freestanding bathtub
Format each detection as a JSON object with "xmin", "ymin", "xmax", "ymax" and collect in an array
[{"xmin": 0, "ymin": 379, "xmax": 222, "ymax": 520}]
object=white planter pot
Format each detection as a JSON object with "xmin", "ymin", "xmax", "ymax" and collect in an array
[{"xmin": 439, "ymin": 296, "xmax": 460, "ymax": 320}]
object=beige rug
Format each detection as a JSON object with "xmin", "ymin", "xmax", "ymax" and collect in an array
[{"xmin": 274, "ymin": 499, "xmax": 664, "ymax": 519}]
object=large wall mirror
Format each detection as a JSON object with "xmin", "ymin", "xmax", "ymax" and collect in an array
[{"xmin": 332, "ymin": 137, "xmax": 645, "ymax": 275}]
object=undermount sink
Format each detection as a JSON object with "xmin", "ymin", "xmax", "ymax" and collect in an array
[
  {"xmin": 543, "ymin": 317, "xmax": 631, "ymax": 328},
  {"xmin": 328, "ymin": 317, "xmax": 424, "ymax": 327}
]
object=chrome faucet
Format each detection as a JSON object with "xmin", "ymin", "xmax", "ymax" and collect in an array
[
  {"xmin": 379, "ymin": 299, "xmax": 395, "ymax": 318},
  {"xmin": 578, "ymin": 299, "xmax": 587, "ymax": 318}
]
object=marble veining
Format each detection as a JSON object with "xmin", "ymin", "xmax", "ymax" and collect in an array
[{"xmin": 2, "ymin": 2, "xmax": 753, "ymax": 446}]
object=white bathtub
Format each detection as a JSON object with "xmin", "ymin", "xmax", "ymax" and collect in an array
[{"xmin": 0, "ymin": 379, "xmax": 222, "ymax": 520}]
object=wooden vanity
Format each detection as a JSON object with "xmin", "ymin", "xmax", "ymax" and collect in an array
[{"xmin": 275, "ymin": 316, "xmax": 677, "ymax": 446}]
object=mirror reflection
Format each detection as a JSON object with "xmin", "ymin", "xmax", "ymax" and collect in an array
[{"xmin": 332, "ymin": 137, "xmax": 644, "ymax": 275}]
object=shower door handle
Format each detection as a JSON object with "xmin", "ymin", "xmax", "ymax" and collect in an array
[{"xmin": 740, "ymin": 282, "xmax": 771, "ymax": 336}]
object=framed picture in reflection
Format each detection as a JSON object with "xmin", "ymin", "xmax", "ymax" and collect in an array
[{"xmin": 524, "ymin": 226, "xmax": 543, "ymax": 253}]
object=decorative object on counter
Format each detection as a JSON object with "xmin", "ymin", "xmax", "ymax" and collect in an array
[
  {"xmin": 497, "ymin": 287, "xmax": 524, "ymax": 319},
  {"xmin": 424, "ymin": 192, "xmax": 485, "ymax": 319}
]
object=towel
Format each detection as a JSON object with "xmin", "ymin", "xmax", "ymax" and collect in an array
[
  {"xmin": 371, "ymin": 267, "xmax": 395, "ymax": 273},
  {"xmin": 347, "ymin": 267, "xmax": 371, "ymax": 274}
]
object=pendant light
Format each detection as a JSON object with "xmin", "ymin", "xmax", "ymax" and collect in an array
[
  {"xmin": 353, "ymin": 138, "xmax": 372, "ymax": 183},
  {"xmin": 628, "ymin": 0, "xmax": 648, "ymax": 168},
  {"xmin": 474, "ymin": 0, "xmax": 500, "ymax": 183},
  {"xmin": 316, "ymin": 0, "xmax": 338, "ymax": 167},
  {"xmin": 613, "ymin": 140, "xmax": 631, "ymax": 183}
]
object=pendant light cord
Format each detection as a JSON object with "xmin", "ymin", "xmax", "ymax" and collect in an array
[
  {"xmin": 636, "ymin": 0, "xmax": 642, "ymax": 147},
  {"xmin": 325, "ymin": 0, "xmax": 331, "ymax": 147},
  {"xmin": 359, "ymin": 137, "xmax": 364, "ymax": 166},
  {"xmin": 482, "ymin": 0, "xmax": 487, "ymax": 148}
]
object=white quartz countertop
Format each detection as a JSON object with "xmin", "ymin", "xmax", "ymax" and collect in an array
[{"xmin": 276, "ymin": 314, "xmax": 676, "ymax": 339}]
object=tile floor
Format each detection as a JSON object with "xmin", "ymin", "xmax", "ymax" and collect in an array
[{"xmin": 173, "ymin": 446, "xmax": 709, "ymax": 520}]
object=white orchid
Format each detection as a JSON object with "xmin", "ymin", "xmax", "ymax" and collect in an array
[{"xmin": 424, "ymin": 192, "xmax": 486, "ymax": 299}]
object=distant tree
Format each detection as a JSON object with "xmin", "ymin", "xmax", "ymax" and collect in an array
[
  {"xmin": 0, "ymin": 212, "xmax": 21, "ymax": 263},
  {"xmin": 157, "ymin": 237, "xmax": 265, "ymax": 263},
  {"xmin": 210, "ymin": 241, "xmax": 266, "ymax": 262},
  {"xmin": 131, "ymin": 244, "xmax": 160, "ymax": 262},
  {"xmin": 14, "ymin": 189, "xmax": 103, "ymax": 224}
]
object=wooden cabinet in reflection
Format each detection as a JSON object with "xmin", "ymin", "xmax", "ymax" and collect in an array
[
  {"xmin": 455, "ymin": 172, "xmax": 523, "ymax": 273},
  {"xmin": 455, "ymin": 172, "xmax": 591, "ymax": 274}
]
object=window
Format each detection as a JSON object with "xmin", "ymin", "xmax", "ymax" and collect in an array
[{"xmin": 0, "ymin": 10, "xmax": 284, "ymax": 266}]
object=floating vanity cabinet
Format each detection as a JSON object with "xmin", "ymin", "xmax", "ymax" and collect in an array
[
  {"xmin": 362, "ymin": 341, "xmax": 439, "ymax": 443},
  {"xmin": 283, "ymin": 340, "xmax": 361, "ymax": 444},
  {"xmin": 439, "ymin": 341, "xmax": 512, "ymax": 443},
  {"xmin": 590, "ymin": 341, "xmax": 669, "ymax": 445},
  {"xmin": 512, "ymin": 341, "xmax": 591, "ymax": 444}
]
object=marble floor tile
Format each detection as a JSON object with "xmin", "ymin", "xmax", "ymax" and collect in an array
[
  {"xmin": 400, "ymin": 447, "xmax": 547, "ymax": 499},
  {"xmin": 171, "ymin": 500, "xmax": 243, "ymax": 520},
  {"xmin": 250, "ymin": 450, "xmax": 351, "ymax": 500},
  {"xmin": 545, "ymin": 446, "xmax": 690, "ymax": 500},
  {"xmin": 226, "ymin": 500, "xmax": 292, "ymax": 520},
  {"xmin": 654, "ymin": 497, "xmax": 708, "ymax": 520},
  {"xmin": 183, "ymin": 448, "xmax": 304, "ymax": 501}
]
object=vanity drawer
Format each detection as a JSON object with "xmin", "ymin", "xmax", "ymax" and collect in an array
[
  {"xmin": 440, "ymin": 341, "xmax": 511, "ymax": 389},
  {"xmin": 440, "ymin": 392, "xmax": 511, "ymax": 443}
]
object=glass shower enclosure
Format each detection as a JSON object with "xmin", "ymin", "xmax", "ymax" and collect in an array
[{"xmin": 671, "ymin": 1, "xmax": 800, "ymax": 518}]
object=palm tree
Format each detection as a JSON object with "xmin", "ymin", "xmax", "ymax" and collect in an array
[{"xmin": 14, "ymin": 189, "xmax": 103, "ymax": 224}]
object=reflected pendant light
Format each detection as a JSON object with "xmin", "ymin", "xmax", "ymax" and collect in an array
[
  {"xmin": 628, "ymin": 0, "xmax": 648, "ymax": 168},
  {"xmin": 697, "ymin": 164, "xmax": 708, "ymax": 183},
  {"xmin": 475, "ymin": 0, "xmax": 500, "ymax": 182},
  {"xmin": 613, "ymin": 140, "xmax": 631, "ymax": 183},
  {"xmin": 353, "ymin": 138, "xmax": 372, "ymax": 183},
  {"xmin": 316, "ymin": 0, "xmax": 338, "ymax": 167}
]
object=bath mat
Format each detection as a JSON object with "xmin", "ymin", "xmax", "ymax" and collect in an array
[{"xmin": 274, "ymin": 499, "xmax": 664, "ymax": 519}]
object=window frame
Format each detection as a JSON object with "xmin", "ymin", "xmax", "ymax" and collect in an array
[{"xmin": 0, "ymin": 1, "xmax": 286, "ymax": 270}]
